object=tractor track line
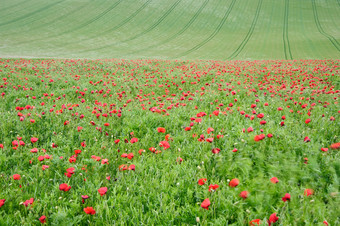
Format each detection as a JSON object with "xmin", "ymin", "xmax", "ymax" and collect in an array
[
  {"xmin": 6, "ymin": 3, "xmax": 87, "ymax": 34},
  {"xmin": 116, "ymin": 0, "xmax": 182, "ymax": 43},
  {"xmin": 283, "ymin": 0, "xmax": 293, "ymax": 60},
  {"xmin": 126, "ymin": 0, "xmax": 210, "ymax": 57},
  {"xmin": 227, "ymin": 0, "xmax": 263, "ymax": 60},
  {"xmin": 311, "ymin": 0, "xmax": 340, "ymax": 51},
  {"xmin": 81, "ymin": 0, "xmax": 182, "ymax": 53},
  {"xmin": 57, "ymin": 0, "xmax": 123, "ymax": 36},
  {"xmin": 62, "ymin": 0, "xmax": 153, "ymax": 47},
  {"xmin": 0, "ymin": 0, "xmax": 65, "ymax": 27},
  {"xmin": 103, "ymin": 0, "xmax": 153, "ymax": 34},
  {"xmin": 0, "ymin": 0, "xmax": 31, "ymax": 14},
  {"xmin": 177, "ymin": 0, "xmax": 236, "ymax": 58},
  {"xmin": 14, "ymin": 0, "xmax": 122, "ymax": 46}
]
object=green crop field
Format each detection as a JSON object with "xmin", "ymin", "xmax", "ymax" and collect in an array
[
  {"xmin": 0, "ymin": 0, "xmax": 339, "ymax": 60},
  {"xmin": 0, "ymin": 1, "xmax": 339, "ymax": 225}
]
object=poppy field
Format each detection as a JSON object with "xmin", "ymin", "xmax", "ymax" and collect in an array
[{"xmin": 0, "ymin": 58, "xmax": 339, "ymax": 225}]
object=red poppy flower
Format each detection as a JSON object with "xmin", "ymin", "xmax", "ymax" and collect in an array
[
  {"xmin": 257, "ymin": 113, "xmax": 264, "ymax": 118},
  {"xmin": 104, "ymin": 123, "xmax": 110, "ymax": 127},
  {"xmin": 239, "ymin": 191, "xmax": 249, "ymax": 199},
  {"xmin": 206, "ymin": 138, "xmax": 214, "ymax": 143},
  {"xmin": 22, "ymin": 198, "xmax": 34, "ymax": 207},
  {"xmin": 282, "ymin": 193, "xmax": 291, "ymax": 202},
  {"xmin": 91, "ymin": 155, "xmax": 101, "ymax": 161},
  {"xmin": 232, "ymin": 148, "xmax": 238, "ymax": 152},
  {"xmin": 198, "ymin": 178, "xmax": 207, "ymax": 185},
  {"xmin": 305, "ymin": 118, "xmax": 311, "ymax": 124},
  {"xmin": 195, "ymin": 118, "xmax": 202, "ymax": 123},
  {"xmin": 77, "ymin": 126, "xmax": 83, "ymax": 132},
  {"xmin": 127, "ymin": 153, "xmax": 134, "ymax": 159},
  {"xmin": 130, "ymin": 138, "xmax": 138, "ymax": 143},
  {"xmin": 39, "ymin": 215, "xmax": 46, "ymax": 224},
  {"xmin": 254, "ymin": 134, "xmax": 265, "ymax": 142},
  {"xmin": 321, "ymin": 148, "xmax": 328, "ymax": 152},
  {"xmin": 81, "ymin": 195, "xmax": 89, "ymax": 204},
  {"xmin": 330, "ymin": 142, "xmax": 340, "ymax": 149},
  {"xmin": 304, "ymin": 189, "xmax": 314, "ymax": 196},
  {"xmin": 270, "ymin": 177, "xmax": 279, "ymax": 184},
  {"xmin": 208, "ymin": 184, "xmax": 219, "ymax": 192},
  {"xmin": 101, "ymin": 159, "xmax": 109, "ymax": 164},
  {"xmin": 66, "ymin": 167, "xmax": 75, "ymax": 174},
  {"xmin": 229, "ymin": 178, "xmax": 239, "ymax": 187},
  {"xmin": 31, "ymin": 137, "xmax": 38, "ymax": 143},
  {"xmin": 12, "ymin": 140, "xmax": 18, "ymax": 146},
  {"xmin": 212, "ymin": 148, "xmax": 220, "ymax": 154},
  {"xmin": 84, "ymin": 207, "xmax": 96, "ymax": 215},
  {"xmin": 247, "ymin": 127, "xmax": 254, "ymax": 133},
  {"xmin": 81, "ymin": 141, "xmax": 86, "ymax": 147},
  {"xmin": 159, "ymin": 140, "xmax": 170, "ymax": 150},
  {"xmin": 98, "ymin": 187, "xmax": 107, "ymax": 196},
  {"xmin": 114, "ymin": 139, "xmax": 120, "ymax": 144},
  {"xmin": 149, "ymin": 147, "xmax": 156, "ymax": 153},
  {"xmin": 197, "ymin": 112, "xmax": 207, "ymax": 117},
  {"xmin": 201, "ymin": 198, "xmax": 210, "ymax": 210},
  {"xmin": 207, "ymin": 127, "xmax": 214, "ymax": 134},
  {"xmin": 268, "ymin": 213, "xmax": 279, "ymax": 225},
  {"xmin": 128, "ymin": 164, "xmax": 135, "ymax": 171},
  {"xmin": 249, "ymin": 219, "xmax": 261, "ymax": 225},
  {"xmin": 165, "ymin": 134, "xmax": 172, "ymax": 141},
  {"xmin": 267, "ymin": 134, "xmax": 273, "ymax": 138},
  {"xmin": 304, "ymin": 136, "xmax": 310, "ymax": 142},
  {"xmin": 13, "ymin": 174, "xmax": 21, "ymax": 180},
  {"xmin": 216, "ymin": 134, "xmax": 224, "ymax": 139},
  {"xmin": 157, "ymin": 127, "xmax": 166, "ymax": 133},
  {"xmin": 69, "ymin": 157, "xmax": 76, "ymax": 163},
  {"xmin": 42, "ymin": 165, "xmax": 49, "ymax": 170},
  {"xmin": 184, "ymin": 127, "xmax": 191, "ymax": 131},
  {"xmin": 0, "ymin": 199, "xmax": 5, "ymax": 208},
  {"xmin": 119, "ymin": 164, "xmax": 128, "ymax": 171},
  {"xmin": 65, "ymin": 167, "xmax": 75, "ymax": 177},
  {"xmin": 30, "ymin": 148, "xmax": 38, "ymax": 153},
  {"xmin": 303, "ymin": 157, "xmax": 309, "ymax": 164},
  {"xmin": 59, "ymin": 183, "xmax": 71, "ymax": 192}
]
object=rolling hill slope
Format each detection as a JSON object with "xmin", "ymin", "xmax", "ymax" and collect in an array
[{"xmin": 0, "ymin": 0, "xmax": 339, "ymax": 60}]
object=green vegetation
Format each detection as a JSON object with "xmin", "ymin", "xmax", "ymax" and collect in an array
[
  {"xmin": 0, "ymin": 58, "xmax": 339, "ymax": 225},
  {"xmin": 0, "ymin": 0, "xmax": 339, "ymax": 225},
  {"xmin": 0, "ymin": 0, "xmax": 339, "ymax": 60}
]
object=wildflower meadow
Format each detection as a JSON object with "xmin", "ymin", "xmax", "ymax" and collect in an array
[{"xmin": 0, "ymin": 58, "xmax": 339, "ymax": 224}]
